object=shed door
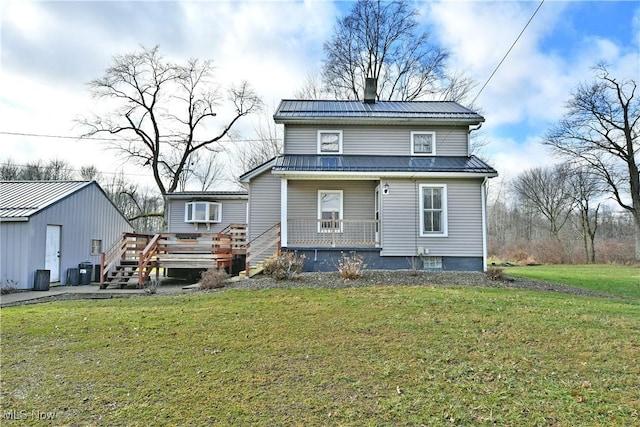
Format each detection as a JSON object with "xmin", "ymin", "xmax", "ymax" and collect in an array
[{"xmin": 45, "ymin": 225, "xmax": 61, "ymax": 282}]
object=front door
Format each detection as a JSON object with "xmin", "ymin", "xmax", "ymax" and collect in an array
[{"xmin": 45, "ymin": 225, "xmax": 61, "ymax": 282}]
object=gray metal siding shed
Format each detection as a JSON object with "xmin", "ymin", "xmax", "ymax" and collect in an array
[{"xmin": 0, "ymin": 181, "xmax": 132, "ymax": 289}]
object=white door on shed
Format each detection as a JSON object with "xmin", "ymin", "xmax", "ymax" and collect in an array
[{"xmin": 45, "ymin": 225, "xmax": 61, "ymax": 282}]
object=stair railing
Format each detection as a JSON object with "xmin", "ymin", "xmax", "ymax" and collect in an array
[
  {"xmin": 138, "ymin": 234, "xmax": 161, "ymax": 285},
  {"xmin": 101, "ymin": 233, "xmax": 150, "ymax": 286},
  {"xmin": 245, "ymin": 222, "xmax": 281, "ymax": 273}
]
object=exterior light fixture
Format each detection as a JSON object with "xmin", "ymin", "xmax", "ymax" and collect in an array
[{"xmin": 382, "ymin": 182, "xmax": 390, "ymax": 195}]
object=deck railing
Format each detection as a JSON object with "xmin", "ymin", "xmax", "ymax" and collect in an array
[{"xmin": 287, "ymin": 219, "xmax": 378, "ymax": 247}]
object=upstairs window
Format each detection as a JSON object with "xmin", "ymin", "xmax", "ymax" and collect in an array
[
  {"xmin": 185, "ymin": 201, "xmax": 222, "ymax": 223},
  {"xmin": 411, "ymin": 131, "xmax": 436, "ymax": 156},
  {"xmin": 318, "ymin": 130, "xmax": 343, "ymax": 154},
  {"xmin": 419, "ymin": 184, "xmax": 447, "ymax": 236}
]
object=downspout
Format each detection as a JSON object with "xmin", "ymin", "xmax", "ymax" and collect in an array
[{"xmin": 481, "ymin": 177, "xmax": 488, "ymax": 272}]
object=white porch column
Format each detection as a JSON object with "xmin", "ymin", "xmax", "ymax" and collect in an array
[
  {"xmin": 481, "ymin": 177, "xmax": 488, "ymax": 272},
  {"xmin": 280, "ymin": 178, "xmax": 288, "ymax": 247}
]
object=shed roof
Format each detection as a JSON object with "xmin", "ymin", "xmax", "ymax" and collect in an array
[
  {"xmin": 273, "ymin": 100, "xmax": 484, "ymax": 124},
  {"xmin": 0, "ymin": 181, "xmax": 94, "ymax": 220},
  {"xmin": 271, "ymin": 155, "xmax": 497, "ymax": 175}
]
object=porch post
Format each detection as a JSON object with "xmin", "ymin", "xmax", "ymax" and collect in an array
[
  {"xmin": 280, "ymin": 178, "xmax": 288, "ymax": 247},
  {"xmin": 481, "ymin": 177, "xmax": 488, "ymax": 272}
]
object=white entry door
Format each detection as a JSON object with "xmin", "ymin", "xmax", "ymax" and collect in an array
[{"xmin": 45, "ymin": 225, "xmax": 61, "ymax": 282}]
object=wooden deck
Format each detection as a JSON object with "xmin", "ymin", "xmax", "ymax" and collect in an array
[{"xmin": 100, "ymin": 225, "xmax": 246, "ymax": 288}]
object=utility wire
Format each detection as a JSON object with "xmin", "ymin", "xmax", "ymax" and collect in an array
[
  {"xmin": 0, "ymin": 130, "xmax": 273, "ymax": 144},
  {"xmin": 472, "ymin": 0, "xmax": 545, "ymax": 104}
]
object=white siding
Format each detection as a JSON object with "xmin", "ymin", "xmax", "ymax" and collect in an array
[
  {"xmin": 167, "ymin": 198, "xmax": 247, "ymax": 233},
  {"xmin": 380, "ymin": 178, "xmax": 483, "ymax": 257},
  {"xmin": 284, "ymin": 124, "xmax": 469, "ymax": 156}
]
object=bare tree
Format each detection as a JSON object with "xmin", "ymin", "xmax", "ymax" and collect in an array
[
  {"xmin": 321, "ymin": 0, "xmax": 448, "ymax": 101},
  {"xmin": 234, "ymin": 112, "xmax": 283, "ymax": 178},
  {"xmin": 0, "ymin": 159, "xmax": 21, "ymax": 180},
  {"xmin": 512, "ymin": 165, "xmax": 576, "ymax": 241},
  {"xmin": 0, "ymin": 159, "xmax": 75, "ymax": 181},
  {"xmin": 79, "ymin": 46, "xmax": 262, "ymax": 202},
  {"xmin": 545, "ymin": 64, "xmax": 640, "ymax": 261},
  {"xmin": 569, "ymin": 168, "xmax": 604, "ymax": 263}
]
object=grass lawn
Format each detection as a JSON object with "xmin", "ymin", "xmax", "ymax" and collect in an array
[
  {"xmin": 503, "ymin": 264, "xmax": 640, "ymax": 299},
  {"xmin": 1, "ymin": 287, "xmax": 638, "ymax": 426}
]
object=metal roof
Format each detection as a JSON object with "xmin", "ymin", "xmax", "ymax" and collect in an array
[
  {"xmin": 0, "ymin": 181, "xmax": 93, "ymax": 220},
  {"xmin": 165, "ymin": 190, "xmax": 248, "ymax": 200},
  {"xmin": 274, "ymin": 100, "xmax": 484, "ymax": 123},
  {"xmin": 271, "ymin": 155, "xmax": 497, "ymax": 175}
]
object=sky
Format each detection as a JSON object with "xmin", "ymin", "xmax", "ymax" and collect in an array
[{"xmin": 1, "ymin": 0, "xmax": 639, "ymax": 192}]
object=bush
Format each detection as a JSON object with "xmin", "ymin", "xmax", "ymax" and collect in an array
[
  {"xmin": 262, "ymin": 252, "xmax": 306, "ymax": 280},
  {"xmin": 338, "ymin": 252, "xmax": 367, "ymax": 280},
  {"xmin": 486, "ymin": 266, "xmax": 504, "ymax": 281},
  {"xmin": 1, "ymin": 280, "xmax": 18, "ymax": 295},
  {"xmin": 144, "ymin": 279, "xmax": 160, "ymax": 294},
  {"xmin": 200, "ymin": 268, "xmax": 229, "ymax": 290}
]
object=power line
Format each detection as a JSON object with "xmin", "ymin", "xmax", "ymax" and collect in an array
[
  {"xmin": 0, "ymin": 130, "xmax": 273, "ymax": 144},
  {"xmin": 472, "ymin": 0, "xmax": 545, "ymax": 105}
]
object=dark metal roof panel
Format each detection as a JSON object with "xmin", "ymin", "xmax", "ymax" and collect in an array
[
  {"xmin": 272, "ymin": 155, "xmax": 497, "ymax": 174},
  {"xmin": 0, "ymin": 181, "xmax": 92, "ymax": 219},
  {"xmin": 165, "ymin": 190, "xmax": 248, "ymax": 199},
  {"xmin": 274, "ymin": 100, "xmax": 483, "ymax": 121}
]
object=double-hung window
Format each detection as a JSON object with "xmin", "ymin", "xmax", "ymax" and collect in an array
[
  {"xmin": 419, "ymin": 184, "xmax": 447, "ymax": 236},
  {"xmin": 318, "ymin": 190, "xmax": 343, "ymax": 233},
  {"xmin": 185, "ymin": 201, "xmax": 222, "ymax": 223},
  {"xmin": 411, "ymin": 131, "xmax": 436, "ymax": 155},
  {"xmin": 318, "ymin": 130, "xmax": 342, "ymax": 154}
]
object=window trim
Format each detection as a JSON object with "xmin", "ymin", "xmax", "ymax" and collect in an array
[
  {"xmin": 184, "ymin": 201, "xmax": 222, "ymax": 223},
  {"xmin": 317, "ymin": 190, "xmax": 343, "ymax": 233},
  {"xmin": 419, "ymin": 184, "xmax": 448, "ymax": 237},
  {"xmin": 411, "ymin": 131, "xmax": 436, "ymax": 156},
  {"xmin": 317, "ymin": 130, "xmax": 343, "ymax": 154}
]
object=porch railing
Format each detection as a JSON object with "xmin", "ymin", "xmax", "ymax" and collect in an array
[{"xmin": 287, "ymin": 219, "xmax": 378, "ymax": 247}]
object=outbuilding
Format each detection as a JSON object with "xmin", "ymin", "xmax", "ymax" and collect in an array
[{"xmin": 0, "ymin": 181, "xmax": 133, "ymax": 290}]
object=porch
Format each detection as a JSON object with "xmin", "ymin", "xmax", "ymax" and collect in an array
[{"xmin": 286, "ymin": 218, "xmax": 379, "ymax": 247}]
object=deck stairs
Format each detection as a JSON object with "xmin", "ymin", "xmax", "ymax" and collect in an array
[{"xmin": 239, "ymin": 222, "xmax": 281, "ymax": 278}]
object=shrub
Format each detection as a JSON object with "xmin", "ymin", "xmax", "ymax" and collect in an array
[
  {"xmin": 144, "ymin": 279, "xmax": 160, "ymax": 294},
  {"xmin": 486, "ymin": 266, "xmax": 504, "ymax": 281},
  {"xmin": 1, "ymin": 280, "xmax": 18, "ymax": 295},
  {"xmin": 338, "ymin": 252, "xmax": 367, "ymax": 280},
  {"xmin": 200, "ymin": 268, "xmax": 229, "ymax": 290},
  {"xmin": 262, "ymin": 252, "xmax": 306, "ymax": 280}
]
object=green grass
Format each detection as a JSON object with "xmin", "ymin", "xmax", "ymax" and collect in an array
[
  {"xmin": 1, "ymin": 287, "xmax": 639, "ymax": 426},
  {"xmin": 504, "ymin": 264, "xmax": 640, "ymax": 299}
]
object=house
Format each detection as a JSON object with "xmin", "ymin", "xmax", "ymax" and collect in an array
[
  {"xmin": 0, "ymin": 181, "xmax": 133, "ymax": 290},
  {"xmin": 240, "ymin": 81, "xmax": 498, "ymax": 272}
]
